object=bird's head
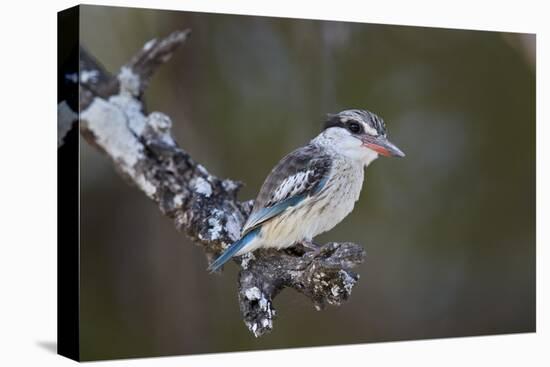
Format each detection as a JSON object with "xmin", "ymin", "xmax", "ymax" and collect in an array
[{"xmin": 320, "ymin": 109, "xmax": 405, "ymax": 165}]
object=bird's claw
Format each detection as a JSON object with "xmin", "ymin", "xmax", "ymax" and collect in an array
[{"xmin": 299, "ymin": 240, "xmax": 322, "ymax": 252}]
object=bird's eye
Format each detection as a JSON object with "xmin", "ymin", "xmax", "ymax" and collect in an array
[{"xmin": 347, "ymin": 122, "xmax": 362, "ymax": 134}]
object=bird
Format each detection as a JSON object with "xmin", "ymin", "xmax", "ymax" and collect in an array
[{"xmin": 208, "ymin": 109, "xmax": 405, "ymax": 272}]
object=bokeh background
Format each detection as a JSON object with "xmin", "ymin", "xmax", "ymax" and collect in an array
[{"xmin": 78, "ymin": 5, "xmax": 535, "ymax": 361}]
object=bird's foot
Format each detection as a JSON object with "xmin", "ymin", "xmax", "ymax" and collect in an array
[
  {"xmin": 285, "ymin": 240, "xmax": 322, "ymax": 256},
  {"xmin": 299, "ymin": 240, "xmax": 321, "ymax": 252}
]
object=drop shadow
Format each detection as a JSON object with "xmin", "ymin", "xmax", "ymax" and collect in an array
[{"xmin": 37, "ymin": 340, "xmax": 57, "ymax": 354}]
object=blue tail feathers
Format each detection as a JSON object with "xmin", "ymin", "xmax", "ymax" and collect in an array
[{"xmin": 208, "ymin": 227, "xmax": 261, "ymax": 272}]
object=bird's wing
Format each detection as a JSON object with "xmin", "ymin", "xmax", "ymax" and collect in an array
[{"xmin": 241, "ymin": 144, "xmax": 332, "ymax": 235}]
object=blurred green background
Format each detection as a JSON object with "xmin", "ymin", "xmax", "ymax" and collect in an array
[{"xmin": 78, "ymin": 5, "xmax": 535, "ymax": 361}]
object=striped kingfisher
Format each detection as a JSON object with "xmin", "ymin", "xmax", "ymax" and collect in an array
[{"xmin": 208, "ymin": 109, "xmax": 405, "ymax": 272}]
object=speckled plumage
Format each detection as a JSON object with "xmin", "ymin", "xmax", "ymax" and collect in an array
[
  {"xmin": 246, "ymin": 150, "xmax": 364, "ymax": 253},
  {"xmin": 241, "ymin": 144, "xmax": 332, "ymax": 236},
  {"xmin": 208, "ymin": 109, "xmax": 404, "ymax": 272}
]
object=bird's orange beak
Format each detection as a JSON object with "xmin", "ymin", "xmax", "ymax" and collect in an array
[{"xmin": 361, "ymin": 135, "xmax": 405, "ymax": 157}]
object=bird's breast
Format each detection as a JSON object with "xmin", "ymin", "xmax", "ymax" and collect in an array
[
  {"xmin": 287, "ymin": 159, "xmax": 363, "ymax": 242},
  {"xmin": 258, "ymin": 159, "xmax": 365, "ymax": 249}
]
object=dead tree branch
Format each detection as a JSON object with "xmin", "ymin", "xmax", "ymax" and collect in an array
[{"xmin": 67, "ymin": 29, "xmax": 366, "ymax": 337}]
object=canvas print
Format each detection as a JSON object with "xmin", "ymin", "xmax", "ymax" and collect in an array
[{"xmin": 57, "ymin": 4, "xmax": 535, "ymax": 361}]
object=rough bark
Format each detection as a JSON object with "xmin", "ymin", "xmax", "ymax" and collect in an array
[{"xmin": 63, "ymin": 29, "xmax": 366, "ymax": 337}]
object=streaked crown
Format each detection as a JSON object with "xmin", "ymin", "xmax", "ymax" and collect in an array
[{"xmin": 323, "ymin": 109, "xmax": 387, "ymax": 137}]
